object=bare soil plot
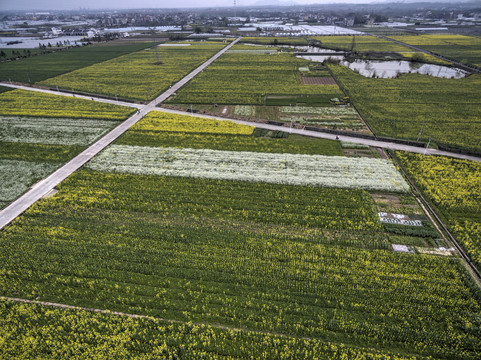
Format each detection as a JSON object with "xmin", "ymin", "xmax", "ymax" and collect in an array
[{"xmin": 301, "ymin": 76, "xmax": 337, "ymax": 85}]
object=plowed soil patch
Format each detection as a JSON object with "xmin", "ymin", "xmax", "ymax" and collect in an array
[{"xmin": 301, "ymin": 76, "xmax": 337, "ymax": 85}]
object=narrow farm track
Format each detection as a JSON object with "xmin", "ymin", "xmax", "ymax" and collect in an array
[
  {"xmin": 5, "ymin": 77, "xmax": 478, "ymax": 162},
  {"xmin": 389, "ymin": 153, "xmax": 481, "ymax": 284},
  {"xmin": 0, "ymin": 295, "xmax": 307, "ymax": 341},
  {"xmin": 0, "ymin": 295, "xmax": 424, "ymax": 358},
  {"xmin": 0, "ymin": 38, "xmax": 240, "ymax": 231}
]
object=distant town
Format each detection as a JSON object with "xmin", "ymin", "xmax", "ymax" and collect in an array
[{"xmin": 1, "ymin": 1, "xmax": 480, "ymax": 50}]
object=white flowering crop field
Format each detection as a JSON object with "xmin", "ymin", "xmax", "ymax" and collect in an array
[
  {"xmin": 0, "ymin": 159, "xmax": 58, "ymax": 203},
  {"xmin": 280, "ymin": 106, "xmax": 357, "ymax": 116},
  {"xmin": 0, "ymin": 117, "xmax": 116, "ymax": 146},
  {"xmin": 88, "ymin": 145, "xmax": 410, "ymax": 192}
]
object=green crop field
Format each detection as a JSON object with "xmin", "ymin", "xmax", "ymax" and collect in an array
[
  {"xmin": 329, "ymin": 64, "xmax": 481, "ymax": 152},
  {"xmin": 1, "ymin": 34, "xmax": 481, "ymax": 359},
  {"xmin": 312, "ymin": 35, "xmax": 411, "ymax": 53},
  {"xmin": 397, "ymin": 152, "xmax": 481, "ymax": 270},
  {"xmin": 1, "ymin": 113, "xmax": 480, "ymax": 359},
  {"xmin": 241, "ymin": 36, "xmax": 309, "ymax": 46},
  {"xmin": 167, "ymin": 44, "xmax": 344, "ymax": 105},
  {"xmin": 39, "ymin": 42, "xmax": 226, "ymax": 101},
  {"xmin": 391, "ymin": 34, "xmax": 481, "ymax": 67},
  {"xmin": 0, "ymin": 299, "xmax": 428, "ymax": 359},
  {"xmin": 0, "ymin": 89, "xmax": 135, "ymax": 119},
  {"xmin": 0, "ymin": 42, "xmax": 157, "ymax": 84},
  {"xmin": 0, "ymin": 91, "xmax": 133, "ymax": 209},
  {"xmin": 116, "ymin": 111, "xmax": 343, "ymax": 155},
  {"xmin": 241, "ymin": 35, "xmax": 411, "ymax": 53}
]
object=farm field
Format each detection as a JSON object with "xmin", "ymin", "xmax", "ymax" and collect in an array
[
  {"xmin": 1, "ymin": 113, "xmax": 480, "ymax": 358},
  {"xmin": 116, "ymin": 111, "xmax": 343, "ymax": 155},
  {"xmin": 0, "ymin": 91, "xmax": 134, "ymax": 209},
  {"xmin": 0, "ymin": 89, "xmax": 136, "ymax": 119},
  {"xmin": 391, "ymin": 34, "xmax": 481, "ymax": 67},
  {"xmin": 242, "ymin": 35, "xmax": 411, "ymax": 53},
  {"xmin": 397, "ymin": 152, "xmax": 481, "ymax": 270},
  {"xmin": 0, "ymin": 299, "xmax": 426, "ymax": 359},
  {"xmin": 166, "ymin": 44, "xmax": 344, "ymax": 105},
  {"xmin": 312, "ymin": 35, "xmax": 411, "ymax": 53},
  {"xmin": 241, "ymin": 37, "xmax": 309, "ymax": 45},
  {"xmin": 329, "ymin": 64, "xmax": 481, "ymax": 152},
  {"xmin": 175, "ymin": 101, "xmax": 370, "ymax": 133},
  {"xmin": 0, "ymin": 42, "xmax": 157, "ymax": 84},
  {"xmin": 0, "ymin": 85, "xmax": 11, "ymax": 93},
  {"xmin": 39, "ymin": 42, "xmax": 226, "ymax": 101}
]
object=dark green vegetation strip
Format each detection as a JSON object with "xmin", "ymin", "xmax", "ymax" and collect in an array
[
  {"xmin": 0, "ymin": 300, "xmax": 425, "ymax": 359},
  {"xmin": 0, "ymin": 86, "xmax": 11, "ymax": 93},
  {"xmin": 397, "ymin": 152, "xmax": 481, "ymax": 270},
  {"xmin": 1, "ymin": 170, "xmax": 480, "ymax": 359},
  {"xmin": 0, "ymin": 42, "xmax": 157, "ymax": 84},
  {"xmin": 0, "ymin": 142, "xmax": 84, "ymax": 163},
  {"xmin": 117, "ymin": 131, "xmax": 342, "ymax": 156},
  {"xmin": 329, "ymin": 64, "xmax": 481, "ymax": 152}
]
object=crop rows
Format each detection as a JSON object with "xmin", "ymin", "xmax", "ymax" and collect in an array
[
  {"xmin": 0, "ymin": 116, "xmax": 117, "ymax": 146},
  {"xmin": 279, "ymin": 105, "xmax": 363, "ymax": 128},
  {"xmin": 0, "ymin": 42, "xmax": 157, "ymax": 84},
  {"xmin": 168, "ymin": 44, "xmax": 344, "ymax": 105},
  {"xmin": 0, "ymin": 299, "xmax": 424, "ymax": 359},
  {"xmin": 39, "ymin": 42, "xmax": 226, "ymax": 101},
  {"xmin": 116, "ymin": 111, "xmax": 343, "ymax": 155},
  {"xmin": 0, "ymin": 90, "xmax": 135, "ymax": 119},
  {"xmin": 396, "ymin": 152, "xmax": 481, "ymax": 269},
  {"xmin": 279, "ymin": 105, "xmax": 357, "ymax": 116},
  {"xmin": 312, "ymin": 35, "xmax": 410, "ymax": 53},
  {"xmin": 131, "ymin": 111, "xmax": 254, "ymax": 135},
  {"xmin": 0, "ymin": 91, "xmax": 133, "ymax": 209},
  {"xmin": 1, "ymin": 169, "xmax": 480, "ymax": 358},
  {"xmin": 88, "ymin": 145, "xmax": 409, "ymax": 192},
  {"xmin": 329, "ymin": 64, "xmax": 481, "ymax": 152},
  {"xmin": 0, "ymin": 159, "xmax": 57, "ymax": 203},
  {"xmin": 241, "ymin": 36, "xmax": 410, "ymax": 53},
  {"xmin": 391, "ymin": 34, "xmax": 481, "ymax": 67}
]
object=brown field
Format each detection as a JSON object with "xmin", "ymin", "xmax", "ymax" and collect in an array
[{"xmin": 301, "ymin": 76, "xmax": 337, "ymax": 85}]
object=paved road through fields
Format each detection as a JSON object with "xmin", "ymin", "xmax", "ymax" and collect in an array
[
  {"xmin": 0, "ymin": 38, "xmax": 240, "ymax": 230},
  {"xmin": 1, "ymin": 35, "xmax": 480, "ymax": 231},
  {"xmin": 155, "ymin": 107, "xmax": 481, "ymax": 163},
  {"xmin": 0, "ymin": 82, "xmax": 142, "ymax": 109}
]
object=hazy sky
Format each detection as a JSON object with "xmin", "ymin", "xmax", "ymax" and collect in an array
[{"xmin": 0, "ymin": 0, "xmax": 383, "ymax": 11}]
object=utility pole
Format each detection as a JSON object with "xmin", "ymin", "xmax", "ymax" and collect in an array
[
  {"xmin": 424, "ymin": 137, "xmax": 432, "ymax": 155},
  {"xmin": 417, "ymin": 120, "xmax": 425, "ymax": 142}
]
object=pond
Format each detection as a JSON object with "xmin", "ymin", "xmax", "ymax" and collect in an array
[
  {"xmin": 0, "ymin": 36, "xmax": 86, "ymax": 49},
  {"xmin": 298, "ymin": 55, "xmax": 467, "ymax": 79}
]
